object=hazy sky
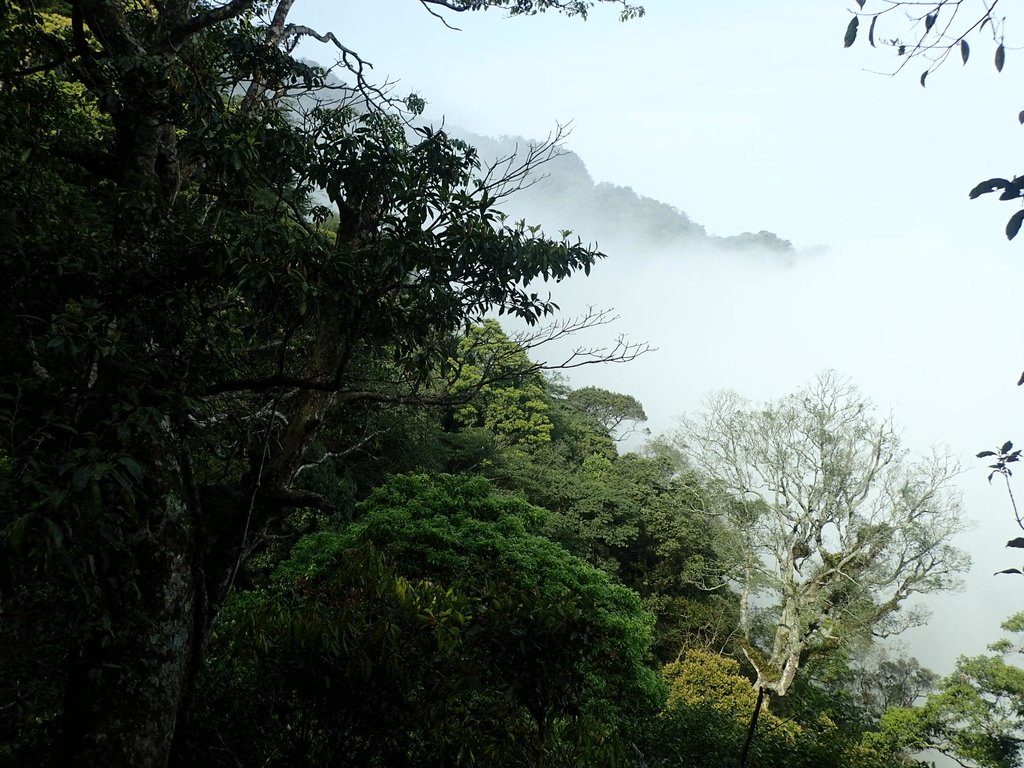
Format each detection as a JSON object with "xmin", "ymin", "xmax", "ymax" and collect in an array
[{"xmin": 296, "ymin": 1, "xmax": 1024, "ymax": 678}]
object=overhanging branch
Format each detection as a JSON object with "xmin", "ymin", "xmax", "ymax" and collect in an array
[
  {"xmin": 263, "ymin": 488, "xmax": 334, "ymax": 511},
  {"xmin": 169, "ymin": 0, "xmax": 256, "ymax": 50}
]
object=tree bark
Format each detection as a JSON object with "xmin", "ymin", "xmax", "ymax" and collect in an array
[
  {"xmin": 535, "ymin": 712, "xmax": 547, "ymax": 768},
  {"xmin": 61, "ymin": 462, "xmax": 202, "ymax": 767},
  {"xmin": 738, "ymin": 685, "xmax": 766, "ymax": 768}
]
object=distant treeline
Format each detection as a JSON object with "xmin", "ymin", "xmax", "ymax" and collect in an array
[{"xmin": 459, "ymin": 130, "xmax": 795, "ymax": 256}]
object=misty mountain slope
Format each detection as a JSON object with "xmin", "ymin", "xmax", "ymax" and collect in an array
[
  {"xmin": 456, "ymin": 129, "xmax": 795, "ymax": 258},
  {"xmin": 296, "ymin": 72, "xmax": 795, "ymax": 260}
]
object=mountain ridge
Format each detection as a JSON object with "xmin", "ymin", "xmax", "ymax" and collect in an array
[{"xmin": 454, "ymin": 128, "xmax": 796, "ymax": 258}]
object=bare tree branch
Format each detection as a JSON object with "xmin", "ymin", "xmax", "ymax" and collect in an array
[
  {"xmin": 294, "ymin": 430, "xmax": 385, "ymax": 478},
  {"xmin": 677, "ymin": 371, "xmax": 969, "ymax": 697},
  {"xmin": 420, "ymin": 0, "xmax": 463, "ymax": 30},
  {"xmin": 169, "ymin": 0, "xmax": 256, "ymax": 51}
]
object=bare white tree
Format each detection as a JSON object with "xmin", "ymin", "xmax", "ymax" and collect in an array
[{"xmin": 677, "ymin": 371, "xmax": 969, "ymax": 698}]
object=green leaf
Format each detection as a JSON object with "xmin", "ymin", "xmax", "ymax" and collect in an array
[
  {"xmin": 996, "ymin": 44, "xmax": 1006, "ymax": 72},
  {"xmin": 995, "ymin": 568, "xmax": 1023, "ymax": 575},
  {"xmin": 1001, "ymin": 183, "xmax": 1023, "ymax": 200},
  {"xmin": 1007, "ymin": 538, "xmax": 1024, "ymax": 549},
  {"xmin": 117, "ymin": 456, "xmax": 143, "ymax": 483},
  {"xmin": 72, "ymin": 466, "xmax": 90, "ymax": 491},
  {"xmin": 844, "ymin": 16, "xmax": 859, "ymax": 48},
  {"xmin": 1018, "ymin": 110, "xmax": 1024, "ymax": 125},
  {"xmin": 961, "ymin": 39, "xmax": 970, "ymax": 64},
  {"xmin": 1002, "ymin": 440, "xmax": 1014, "ymax": 454},
  {"xmin": 44, "ymin": 517, "xmax": 63, "ymax": 547},
  {"xmin": 7, "ymin": 513, "xmax": 32, "ymax": 553},
  {"xmin": 855, "ymin": 0, "xmax": 865, "ymax": 7},
  {"xmin": 869, "ymin": 15, "xmax": 877, "ymax": 47},
  {"xmin": 977, "ymin": 451, "xmax": 997, "ymax": 458},
  {"xmin": 1008, "ymin": 210, "xmax": 1024, "ymax": 239},
  {"xmin": 969, "ymin": 178, "xmax": 1011, "ymax": 199},
  {"xmin": 920, "ymin": 69, "xmax": 929, "ymax": 87},
  {"xmin": 925, "ymin": 13, "xmax": 936, "ymax": 32}
]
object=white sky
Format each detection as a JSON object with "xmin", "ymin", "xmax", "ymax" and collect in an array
[{"xmin": 296, "ymin": 1, "xmax": 1024, "ymax": 680}]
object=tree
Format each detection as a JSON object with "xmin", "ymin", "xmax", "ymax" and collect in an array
[
  {"xmin": 478, "ymin": 392, "xmax": 739, "ymax": 661},
  {"xmin": 841, "ymin": 1, "xmax": 1006, "ymax": 75},
  {"xmin": 763, "ymin": 646, "xmax": 939, "ymax": 749},
  {"xmin": 842, "ymin": 1, "xmax": 1024, "ymax": 239},
  {"xmin": 418, "ymin": 0, "xmax": 643, "ymax": 20},
  {"xmin": 565, "ymin": 386, "xmax": 648, "ymax": 442},
  {"xmin": 0, "ymin": 1, "xmax": 646, "ymax": 764},
  {"xmin": 256, "ymin": 473, "xmax": 664, "ymax": 768},
  {"xmin": 535, "ymin": 449, "xmax": 738, "ymax": 659},
  {"xmin": 174, "ymin": 544, "xmax": 476, "ymax": 768},
  {"xmin": 449, "ymin": 320, "xmax": 556, "ymax": 448},
  {"xmin": 849, "ymin": 651, "xmax": 939, "ymax": 722},
  {"xmin": 648, "ymin": 648, "xmax": 903, "ymax": 768},
  {"xmin": 676, "ymin": 371, "xmax": 969, "ymax": 701},
  {"xmin": 870, "ymin": 613, "xmax": 1024, "ymax": 768}
]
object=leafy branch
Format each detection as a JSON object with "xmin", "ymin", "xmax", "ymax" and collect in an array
[
  {"xmin": 844, "ymin": 2, "xmax": 1024, "ymax": 240},
  {"xmin": 977, "ymin": 440, "xmax": 1024, "ymax": 574}
]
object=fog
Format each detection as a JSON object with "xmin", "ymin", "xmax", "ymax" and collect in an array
[
  {"xmin": 298, "ymin": 0, "xmax": 1024, "ymax": 681},
  {"xmin": 472, "ymin": 146, "xmax": 1024, "ymax": 677},
  {"xmin": 520, "ymin": 220, "xmax": 1024, "ymax": 677}
]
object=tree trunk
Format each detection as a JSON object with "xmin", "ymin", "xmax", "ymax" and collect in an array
[
  {"xmin": 60, "ymin": 459, "xmax": 206, "ymax": 768},
  {"xmin": 738, "ymin": 685, "xmax": 766, "ymax": 768},
  {"xmin": 535, "ymin": 712, "xmax": 547, "ymax": 768}
]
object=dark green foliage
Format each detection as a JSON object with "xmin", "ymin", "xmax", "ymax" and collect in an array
[
  {"xmin": 869, "ymin": 613, "xmax": 1024, "ymax": 768},
  {"xmin": 0, "ymin": 574, "xmax": 71, "ymax": 763},
  {"xmin": 180, "ymin": 473, "xmax": 664, "ymax": 767},
  {"xmin": 408, "ymin": 358, "xmax": 745, "ymax": 663},
  {"xmin": 423, "ymin": 0, "xmax": 644, "ymax": 21},
  {"xmin": 975, "ymin": 440, "xmax": 1024, "ymax": 571},
  {"xmin": 842, "ymin": 4, "xmax": 1024, "ymax": 240},
  {"xmin": 177, "ymin": 545, "xmax": 474, "ymax": 767},
  {"xmin": 338, "ymin": 474, "xmax": 666, "ymax": 739},
  {"xmin": 641, "ymin": 649, "xmax": 905, "ymax": 768},
  {"xmin": 845, "ymin": 16, "xmax": 859, "ymax": 48},
  {"xmin": 488, "ymin": 437, "xmax": 738, "ymax": 661},
  {"xmin": 565, "ymin": 386, "xmax": 647, "ymax": 440},
  {"xmin": 0, "ymin": 0, "xmax": 651, "ymax": 762},
  {"xmin": 0, "ymin": 0, "xmax": 962, "ymax": 761}
]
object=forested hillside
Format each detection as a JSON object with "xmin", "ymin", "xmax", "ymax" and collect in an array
[
  {"xmin": 457, "ymin": 130, "xmax": 797, "ymax": 257},
  {"xmin": 0, "ymin": 1, "xmax": 1016, "ymax": 767}
]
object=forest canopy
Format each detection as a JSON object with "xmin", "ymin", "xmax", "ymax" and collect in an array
[{"xmin": 0, "ymin": 1, "xmax": 1003, "ymax": 767}]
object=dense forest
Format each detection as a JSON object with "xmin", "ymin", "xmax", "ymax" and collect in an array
[{"xmin": 2, "ymin": 1, "xmax": 1023, "ymax": 767}]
